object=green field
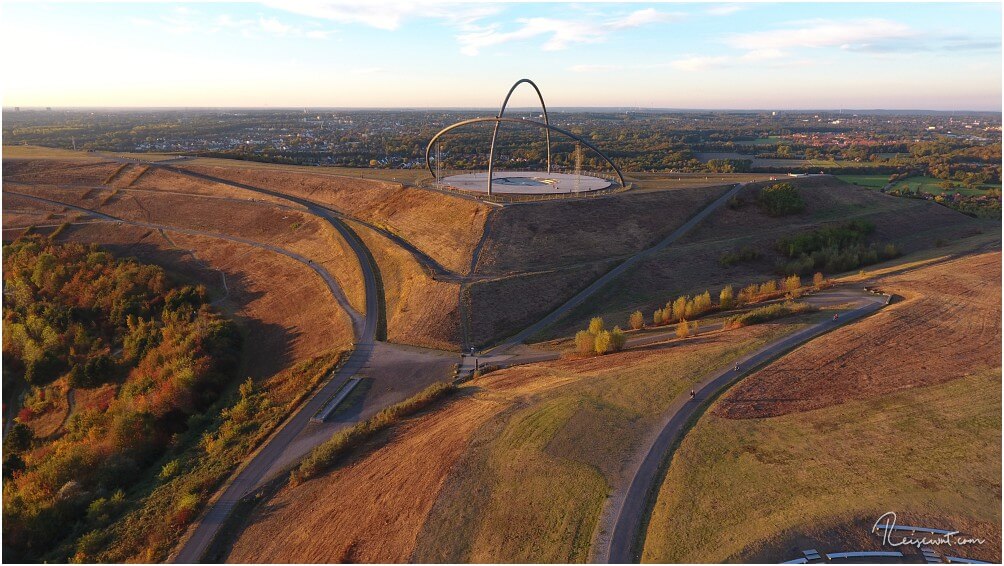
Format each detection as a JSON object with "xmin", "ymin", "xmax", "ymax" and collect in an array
[
  {"xmin": 890, "ymin": 175, "xmax": 1001, "ymax": 196},
  {"xmin": 839, "ymin": 174, "xmax": 1002, "ymax": 196},
  {"xmin": 642, "ymin": 367, "xmax": 1002, "ymax": 563},
  {"xmin": 836, "ymin": 174, "xmax": 889, "ymax": 188}
]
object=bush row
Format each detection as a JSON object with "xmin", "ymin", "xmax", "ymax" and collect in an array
[{"xmin": 291, "ymin": 381, "xmax": 456, "ymax": 484}]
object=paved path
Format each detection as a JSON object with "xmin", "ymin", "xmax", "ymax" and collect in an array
[
  {"xmin": 598, "ymin": 289, "xmax": 890, "ymax": 564},
  {"xmin": 3, "ymin": 188, "xmax": 378, "ymax": 564},
  {"xmin": 487, "ymin": 183, "xmax": 745, "ymax": 353}
]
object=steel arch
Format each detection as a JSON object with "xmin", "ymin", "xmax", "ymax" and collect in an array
[
  {"xmin": 487, "ymin": 79, "xmax": 552, "ymax": 195},
  {"xmin": 425, "ymin": 116, "xmax": 626, "ymax": 192}
]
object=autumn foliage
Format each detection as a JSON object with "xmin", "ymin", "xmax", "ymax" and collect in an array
[{"xmin": 2, "ymin": 236, "xmax": 241, "ymax": 562}]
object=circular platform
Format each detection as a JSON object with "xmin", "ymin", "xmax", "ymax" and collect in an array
[{"xmin": 440, "ymin": 171, "xmax": 611, "ymax": 194}]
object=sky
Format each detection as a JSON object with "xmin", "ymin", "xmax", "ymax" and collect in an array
[{"xmin": 2, "ymin": 1, "xmax": 1001, "ymax": 110}]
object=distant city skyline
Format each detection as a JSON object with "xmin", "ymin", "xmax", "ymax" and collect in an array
[{"xmin": 2, "ymin": 1, "xmax": 1001, "ymax": 111}]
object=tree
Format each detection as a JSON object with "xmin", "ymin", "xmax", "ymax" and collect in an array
[
  {"xmin": 575, "ymin": 331, "xmax": 595, "ymax": 355},
  {"xmin": 672, "ymin": 296, "xmax": 688, "ymax": 323},
  {"xmin": 588, "ymin": 317, "xmax": 605, "ymax": 335},
  {"xmin": 653, "ymin": 309, "xmax": 664, "ymax": 326},
  {"xmin": 783, "ymin": 275, "xmax": 801, "ymax": 292},
  {"xmin": 675, "ymin": 320, "xmax": 690, "ymax": 339},
  {"xmin": 813, "ymin": 272, "xmax": 825, "ymax": 288},
  {"xmin": 629, "ymin": 310, "xmax": 644, "ymax": 330},
  {"xmin": 692, "ymin": 291, "xmax": 713, "ymax": 316},
  {"xmin": 594, "ymin": 330, "xmax": 612, "ymax": 355},
  {"xmin": 758, "ymin": 280, "xmax": 778, "ymax": 297},
  {"xmin": 757, "ymin": 182, "xmax": 805, "ymax": 216},
  {"xmin": 4, "ymin": 422, "xmax": 34, "ymax": 453},
  {"xmin": 719, "ymin": 285, "xmax": 734, "ymax": 309},
  {"xmin": 610, "ymin": 327, "xmax": 627, "ymax": 352}
]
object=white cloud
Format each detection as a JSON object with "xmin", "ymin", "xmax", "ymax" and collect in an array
[
  {"xmin": 669, "ymin": 55, "xmax": 731, "ymax": 72},
  {"xmin": 707, "ymin": 5, "xmax": 743, "ymax": 17},
  {"xmin": 214, "ymin": 12, "xmax": 333, "ymax": 39},
  {"xmin": 258, "ymin": 16, "xmax": 293, "ymax": 36},
  {"xmin": 458, "ymin": 9, "xmax": 681, "ymax": 56},
  {"xmin": 257, "ymin": 1, "xmax": 500, "ymax": 32},
  {"xmin": 726, "ymin": 18, "xmax": 914, "ymax": 52}
]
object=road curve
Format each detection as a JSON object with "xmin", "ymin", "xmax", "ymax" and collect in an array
[
  {"xmin": 4, "ymin": 188, "xmax": 379, "ymax": 564},
  {"xmin": 3, "ymin": 191, "xmax": 361, "ymax": 325},
  {"xmin": 488, "ymin": 183, "xmax": 746, "ymax": 353},
  {"xmin": 598, "ymin": 289, "xmax": 890, "ymax": 563}
]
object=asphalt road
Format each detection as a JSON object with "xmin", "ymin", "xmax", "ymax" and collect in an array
[
  {"xmin": 598, "ymin": 289, "xmax": 890, "ymax": 564},
  {"xmin": 3, "ymin": 187, "xmax": 379, "ymax": 564}
]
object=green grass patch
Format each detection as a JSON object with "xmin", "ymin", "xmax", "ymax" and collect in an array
[
  {"xmin": 723, "ymin": 301, "xmax": 814, "ymax": 329},
  {"xmin": 836, "ymin": 174, "xmax": 889, "ymax": 189},
  {"xmin": 890, "ymin": 176, "xmax": 1000, "ymax": 197},
  {"xmin": 642, "ymin": 368, "xmax": 1002, "ymax": 563}
]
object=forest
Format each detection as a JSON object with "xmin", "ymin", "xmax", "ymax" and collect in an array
[{"xmin": 2, "ymin": 236, "xmax": 242, "ymax": 562}]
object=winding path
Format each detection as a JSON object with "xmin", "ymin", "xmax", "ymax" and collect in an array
[
  {"xmin": 3, "ymin": 189, "xmax": 380, "ymax": 564},
  {"xmin": 598, "ymin": 288, "xmax": 890, "ymax": 563},
  {"xmin": 488, "ymin": 183, "xmax": 745, "ymax": 353}
]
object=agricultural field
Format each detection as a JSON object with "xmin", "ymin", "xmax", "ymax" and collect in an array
[
  {"xmin": 839, "ymin": 173, "xmax": 1002, "ymax": 196},
  {"xmin": 643, "ymin": 248, "xmax": 1002, "ymax": 563}
]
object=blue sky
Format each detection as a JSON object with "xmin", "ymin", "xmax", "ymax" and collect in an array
[{"xmin": 2, "ymin": 1, "xmax": 1001, "ymax": 110}]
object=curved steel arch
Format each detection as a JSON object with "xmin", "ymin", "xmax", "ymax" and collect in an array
[
  {"xmin": 487, "ymin": 78, "xmax": 551, "ymax": 195},
  {"xmin": 425, "ymin": 116, "xmax": 626, "ymax": 192}
]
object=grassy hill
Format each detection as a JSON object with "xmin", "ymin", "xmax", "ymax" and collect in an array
[
  {"xmin": 642, "ymin": 249, "xmax": 1002, "ymax": 563},
  {"xmin": 541, "ymin": 176, "xmax": 987, "ymax": 341}
]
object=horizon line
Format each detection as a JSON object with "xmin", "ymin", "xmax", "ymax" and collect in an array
[{"xmin": 4, "ymin": 106, "xmax": 1001, "ymax": 114}]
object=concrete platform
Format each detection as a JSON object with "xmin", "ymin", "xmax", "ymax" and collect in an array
[{"xmin": 441, "ymin": 171, "xmax": 611, "ymax": 194}]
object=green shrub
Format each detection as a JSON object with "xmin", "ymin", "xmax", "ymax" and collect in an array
[
  {"xmin": 719, "ymin": 245, "xmax": 760, "ymax": 267},
  {"xmin": 757, "ymin": 182, "xmax": 805, "ymax": 216},
  {"xmin": 610, "ymin": 327, "xmax": 626, "ymax": 352},
  {"xmin": 293, "ymin": 381, "xmax": 455, "ymax": 484},
  {"xmin": 724, "ymin": 301, "xmax": 814, "ymax": 329}
]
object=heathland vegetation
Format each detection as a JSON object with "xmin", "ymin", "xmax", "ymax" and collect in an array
[{"xmin": 2, "ymin": 236, "xmax": 240, "ymax": 561}]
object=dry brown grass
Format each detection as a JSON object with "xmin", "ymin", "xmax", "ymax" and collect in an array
[
  {"xmin": 225, "ymin": 392, "xmax": 503, "ymax": 563},
  {"xmin": 129, "ymin": 167, "xmax": 292, "ymax": 206},
  {"xmin": 475, "ymin": 185, "xmax": 730, "ymax": 274},
  {"xmin": 178, "ymin": 164, "xmax": 491, "ymax": 274},
  {"xmin": 224, "ymin": 320, "xmax": 808, "ymax": 563},
  {"xmin": 627, "ymin": 171, "xmax": 777, "ymax": 192},
  {"xmin": 6, "ymin": 183, "xmax": 369, "ymax": 315},
  {"xmin": 547, "ymin": 176, "xmax": 984, "ymax": 341},
  {"xmin": 348, "ymin": 220, "xmax": 461, "ymax": 350},
  {"xmin": 716, "ymin": 249, "xmax": 1002, "ymax": 418},
  {"xmin": 3, "ymin": 159, "xmax": 122, "ymax": 185}
]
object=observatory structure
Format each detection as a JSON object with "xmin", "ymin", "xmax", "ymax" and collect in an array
[{"xmin": 426, "ymin": 79, "xmax": 625, "ymax": 196}]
